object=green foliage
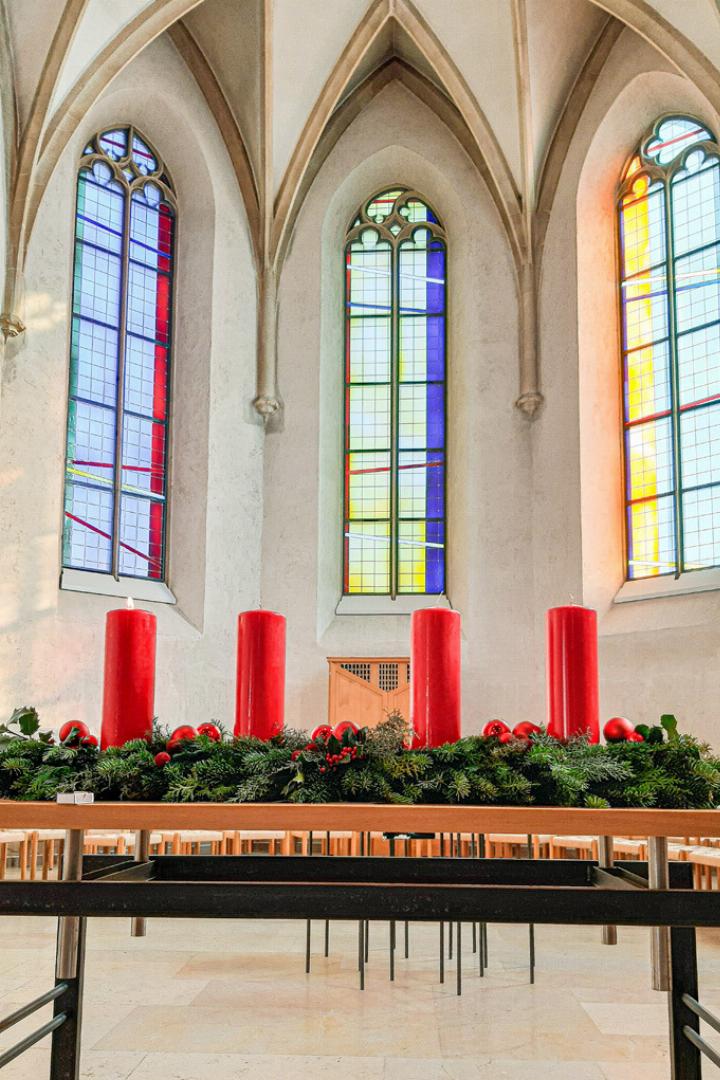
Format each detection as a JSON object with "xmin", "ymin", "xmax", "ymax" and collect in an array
[{"xmin": 1, "ymin": 709, "xmax": 719, "ymax": 808}]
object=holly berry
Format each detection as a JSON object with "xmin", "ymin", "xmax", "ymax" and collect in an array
[
  {"xmin": 197, "ymin": 723, "xmax": 222, "ymax": 742},
  {"xmin": 154, "ymin": 752, "xmax": 171, "ymax": 767},
  {"xmin": 513, "ymin": 722, "xmax": 542, "ymax": 739},
  {"xmin": 497, "ymin": 731, "xmax": 514, "ymax": 744},
  {"xmin": 603, "ymin": 716, "xmax": 635, "ymax": 743},
  {"xmin": 58, "ymin": 721, "xmax": 90, "ymax": 745},
  {"xmin": 627, "ymin": 731, "xmax": 645, "ymax": 743},
  {"xmin": 482, "ymin": 720, "xmax": 510, "ymax": 738},
  {"xmin": 167, "ymin": 725, "xmax": 197, "ymax": 752},
  {"xmin": 80, "ymin": 735, "xmax": 99, "ymax": 749},
  {"xmin": 311, "ymin": 725, "xmax": 333, "ymax": 741}
]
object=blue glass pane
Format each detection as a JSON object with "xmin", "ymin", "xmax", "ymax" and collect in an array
[
  {"xmin": 682, "ymin": 485, "xmax": 720, "ymax": 568},
  {"xmin": 675, "ymin": 244, "xmax": 720, "ymax": 333},
  {"xmin": 398, "ymin": 383, "xmax": 444, "ymax": 450},
  {"xmin": 99, "ymin": 128, "xmax": 127, "ymax": 160},
  {"xmin": 681, "ymin": 405, "xmax": 720, "ymax": 488},
  {"xmin": 671, "ymin": 157, "xmax": 720, "ymax": 256},
  {"xmin": 399, "ymin": 315, "xmax": 445, "ymax": 382}
]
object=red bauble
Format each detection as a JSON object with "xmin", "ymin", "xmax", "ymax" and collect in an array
[
  {"xmin": 603, "ymin": 716, "xmax": 635, "ymax": 743},
  {"xmin": 197, "ymin": 723, "xmax": 222, "ymax": 742},
  {"xmin": 311, "ymin": 724, "xmax": 334, "ymax": 741},
  {"xmin": 154, "ymin": 751, "xmax": 171, "ymax": 767},
  {"xmin": 513, "ymin": 722, "xmax": 542, "ymax": 739},
  {"xmin": 59, "ymin": 721, "xmax": 90, "ymax": 745},
  {"xmin": 167, "ymin": 725, "xmax": 197, "ymax": 752},
  {"xmin": 334, "ymin": 721, "xmax": 359, "ymax": 739},
  {"xmin": 627, "ymin": 731, "xmax": 645, "ymax": 743},
  {"xmin": 497, "ymin": 731, "xmax": 514, "ymax": 744},
  {"xmin": 482, "ymin": 720, "xmax": 510, "ymax": 738},
  {"xmin": 80, "ymin": 735, "xmax": 99, "ymax": 749}
]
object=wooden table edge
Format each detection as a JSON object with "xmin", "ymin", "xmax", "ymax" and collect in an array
[{"xmin": 0, "ymin": 802, "xmax": 718, "ymax": 835}]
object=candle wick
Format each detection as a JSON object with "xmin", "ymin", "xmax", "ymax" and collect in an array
[{"xmin": 126, "ymin": 596, "xmax": 134, "ymax": 610}]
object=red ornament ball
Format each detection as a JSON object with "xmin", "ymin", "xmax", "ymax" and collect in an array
[
  {"xmin": 513, "ymin": 722, "xmax": 542, "ymax": 739},
  {"xmin": 311, "ymin": 725, "xmax": 334, "ymax": 741},
  {"xmin": 497, "ymin": 731, "xmax": 514, "ymax": 744},
  {"xmin": 627, "ymin": 731, "xmax": 645, "ymax": 743},
  {"xmin": 167, "ymin": 725, "xmax": 197, "ymax": 752},
  {"xmin": 154, "ymin": 751, "xmax": 171, "ymax": 767},
  {"xmin": 603, "ymin": 716, "xmax": 636, "ymax": 743},
  {"xmin": 80, "ymin": 734, "xmax": 99, "ymax": 749},
  {"xmin": 482, "ymin": 720, "xmax": 510, "ymax": 738},
  {"xmin": 58, "ymin": 721, "xmax": 90, "ymax": 745},
  {"xmin": 197, "ymin": 723, "xmax": 221, "ymax": 742},
  {"xmin": 334, "ymin": 721, "xmax": 359, "ymax": 739}
]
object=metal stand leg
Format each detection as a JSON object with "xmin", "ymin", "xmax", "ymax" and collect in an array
[
  {"xmin": 669, "ymin": 926, "xmax": 701, "ymax": 1080},
  {"xmin": 649, "ymin": 836, "xmax": 671, "ymax": 991},
  {"xmin": 456, "ymin": 921, "xmax": 462, "ymax": 996},
  {"xmin": 305, "ymin": 830, "xmax": 313, "ymax": 974},
  {"xmin": 389, "ymin": 835, "xmax": 396, "ymax": 981},
  {"xmin": 478, "ymin": 833, "xmax": 488, "ymax": 973},
  {"xmin": 358, "ymin": 920, "xmax": 365, "ymax": 991},
  {"xmin": 56, "ymin": 831, "xmax": 83, "ymax": 981},
  {"xmin": 598, "ymin": 835, "xmax": 617, "ymax": 946},
  {"xmin": 527, "ymin": 834, "xmax": 535, "ymax": 983},
  {"xmin": 404, "ymin": 837, "xmax": 409, "ymax": 958},
  {"xmin": 324, "ymin": 831, "xmax": 330, "ymax": 957},
  {"xmin": 305, "ymin": 920, "xmax": 311, "ymax": 974},
  {"xmin": 51, "ymin": 829, "xmax": 85, "ymax": 1080},
  {"xmin": 131, "ymin": 829, "xmax": 150, "ymax": 938},
  {"xmin": 439, "ymin": 922, "xmax": 445, "ymax": 984},
  {"xmin": 50, "ymin": 921, "xmax": 86, "ymax": 1080}
]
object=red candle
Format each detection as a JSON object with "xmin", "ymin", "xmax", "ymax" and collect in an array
[
  {"xmin": 410, "ymin": 608, "xmax": 461, "ymax": 748},
  {"xmin": 546, "ymin": 605, "xmax": 600, "ymax": 742},
  {"xmin": 101, "ymin": 602, "xmax": 157, "ymax": 749},
  {"xmin": 235, "ymin": 610, "xmax": 286, "ymax": 740}
]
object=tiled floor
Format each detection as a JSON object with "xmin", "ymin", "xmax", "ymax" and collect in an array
[{"xmin": 0, "ymin": 914, "xmax": 719, "ymax": 1079}]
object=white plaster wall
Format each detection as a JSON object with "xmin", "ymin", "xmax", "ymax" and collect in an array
[
  {"xmin": 264, "ymin": 81, "xmax": 537, "ymax": 732},
  {"xmin": 0, "ymin": 34, "xmax": 263, "ymax": 733},
  {"xmin": 537, "ymin": 27, "xmax": 720, "ymax": 744}
]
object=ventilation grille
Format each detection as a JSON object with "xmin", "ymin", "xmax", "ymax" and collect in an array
[
  {"xmin": 378, "ymin": 663, "xmax": 399, "ymax": 691},
  {"xmin": 340, "ymin": 662, "xmax": 372, "ymax": 683}
]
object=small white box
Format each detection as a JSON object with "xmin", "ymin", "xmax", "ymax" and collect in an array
[
  {"xmin": 56, "ymin": 793, "xmax": 75, "ymax": 804},
  {"xmin": 73, "ymin": 791, "xmax": 94, "ymax": 804}
]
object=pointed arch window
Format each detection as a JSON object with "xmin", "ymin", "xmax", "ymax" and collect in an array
[
  {"xmin": 619, "ymin": 115, "xmax": 720, "ymax": 580},
  {"xmin": 343, "ymin": 188, "xmax": 446, "ymax": 596},
  {"xmin": 62, "ymin": 126, "xmax": 176, "ymax": 582}
]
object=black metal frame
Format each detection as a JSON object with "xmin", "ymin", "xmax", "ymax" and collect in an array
[{"xmin": 1, "ymin": 854, "xmax": 719, "ymax": 1078}]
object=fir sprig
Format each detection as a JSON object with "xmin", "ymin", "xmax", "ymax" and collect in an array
[{"xmin": 0, "ymin": 709, "xmax": 719, "ymax": 808}]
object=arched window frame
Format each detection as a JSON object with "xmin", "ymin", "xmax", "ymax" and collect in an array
[
  {"xmin": 61, "ymin": 125, "xmax": 177, "ymax": 600},
  {"xmin": 342, "ymin": 187, "xmax": 447, "ymax": 599},
  {"xmin": 618, "ymin": 114, "xmax": 720, "ymax": 584}
]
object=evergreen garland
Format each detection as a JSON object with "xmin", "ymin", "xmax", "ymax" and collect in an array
[{"xmin": 0, "ymin": 707, "xmax": 719, "ymax": 808}]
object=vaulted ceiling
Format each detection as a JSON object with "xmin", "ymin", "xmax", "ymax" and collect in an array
[
  {"xmin": 2, "ymin": 0, "xmax": 720, "ymax": 412},
  {"xmin": 4, "ymin": 0, "xmax": 720, "ymax": 273}
]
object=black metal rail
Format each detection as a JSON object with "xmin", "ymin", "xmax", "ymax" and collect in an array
[{"xmin": 0, "ymin": 853, "xmax": 719, "ymax": 1078}]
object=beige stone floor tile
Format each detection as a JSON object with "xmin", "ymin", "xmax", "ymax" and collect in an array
[
  {"xmin": 130, "ymin": 1052, "xmax": 385, "ymax": 1079},
  {"xmin": 599, "ymin": 1065, "xmax": 668, "ymax": 1080},
  {"xmin": 581, "ymin": 1002, "xmax": 669, "ymax": 1037},
  {"xmin": 96, "ymin": 1004, "xmax": 444, "ymax": 1058},
  {"xmin": 0, "ymin": 1048, "xmax": 143, "ymax": 1080}
]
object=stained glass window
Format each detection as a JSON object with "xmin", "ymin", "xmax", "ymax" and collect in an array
[
  {"xmin": 344, "ymin": 188, "xmax": 446, "ymax": 595},
  {"xmin": 619, "ymin": 116, "xmax": 720, "ymax": 579},
  {"xmin": 63, "ymin": 126, "xmax": 175, "ymax": 581}
]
